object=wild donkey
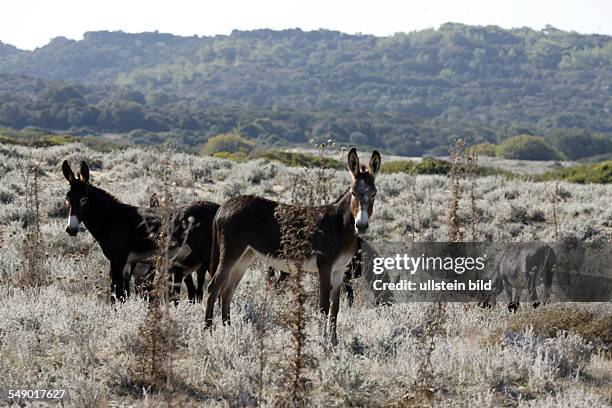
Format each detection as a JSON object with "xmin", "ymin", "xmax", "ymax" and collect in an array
[
  {"xmin": 205, "ymin": 148, "xmax": 381, "ymax": 344},
  {"xmin": 62, "ymin": 160, "xmax": 217, "ymax": 302},
  {"xmin": 125, "ymin": 193, "xmax": 215, "ymax": 300},
  {"xmin": 484, "ymin": 243, "xmax": 556, "ymax": 311}
]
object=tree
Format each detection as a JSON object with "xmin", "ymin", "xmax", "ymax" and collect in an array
[
  {"xmin": 497, "ymin": 135, "xmax": 563, "ymax": 161},
  {"xmin": 349, "ymin": 131, "xmax": 369, "ymax": 146},
  {"xmin": 202, "ymin": 133, "xmax": 255, "ymax": 155},
  {"xmin": 549, "ymin": 129, "xmax": 612, "ymax": 160}
]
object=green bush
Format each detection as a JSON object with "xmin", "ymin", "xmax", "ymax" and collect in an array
[
  {"xmin": 497, "ymin": 135, "xmax": 563, "ymax": 161},
  {"xmin": 549, "ymin": 129, "xmax": 612, "ymax": 160},
  {"xmin": 469, "ymin": 143, "xmax": 497, "ymax": 157},
  {"xmin": 202, "ymin": 133, "xmax": 255, "ymax": 155},
  {"xmin": 208, "ymin": 149, "xmax": 346, "ymax": 170},
  {"xmin": 537, "ymin": 161, "xmax": 612, "ymax": 184},
  {"xmin": 251, "ymin": 150, "xmax": 344, "ymax": 169},
  {"xmin": 380, "ymin": 157, "xmax": 451, "ymax": 175}
]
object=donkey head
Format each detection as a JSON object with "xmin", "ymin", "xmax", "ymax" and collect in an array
[
  {"xmin": 62, "ymin": 160, "xmax": 90, "ymax": 236},
  {"xmin": 347, "ymin": 148, "xmax": 381, "ymax": 235}
]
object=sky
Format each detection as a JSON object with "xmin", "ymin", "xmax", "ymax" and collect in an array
[{"xmin": 0, "ymin": 0, "xmax": 610, "ymax": 50}]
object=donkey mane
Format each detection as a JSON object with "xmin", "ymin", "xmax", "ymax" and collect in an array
[
  {"xmin": 87, "ymin": 184, "xmax": 137, "ymax": 210},
  {"xmin": 332, "ymin": 188, "xmax": 349, "ymax": 204}
]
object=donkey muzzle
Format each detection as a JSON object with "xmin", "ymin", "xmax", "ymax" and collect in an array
[
  {"xmin": 355, "ymin": 222, "xmax": 369, "ymax": 234},
  {"xmin": 66, "ymin": 215, "xmax": 80, "ymax": 236},
  {"xmin": 65, "ymin": 226, "xmax": 79, "ymax": 236}
]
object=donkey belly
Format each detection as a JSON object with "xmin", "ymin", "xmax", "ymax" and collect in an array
[
  {"xmin": 127, "ymin": 245, "xmax": 193, "ymax": 265},
  {"xmin": 250, "ymin": 247, "xmax": 319, "ymax": 274},
  {"xmin": 127, "ymin": 251, "xmax": 155, "ymax": 263},
  {"xmin": 250, "ymin": 246, "xmax": 353, "ymax": 289}
]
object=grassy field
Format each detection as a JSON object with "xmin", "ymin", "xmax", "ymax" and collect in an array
[{"xmin": 0, "ymin": 142, "xmax": 610, "ymax": 407}]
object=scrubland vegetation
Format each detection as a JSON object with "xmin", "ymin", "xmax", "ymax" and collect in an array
[{"xmin": 0, "ymin": 142, "xmax": 610, "ymax": 407}]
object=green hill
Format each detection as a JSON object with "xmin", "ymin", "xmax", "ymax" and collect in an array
[{"xmin": 0, "ymin": 24, "xmax": 610, "ymax": 154}]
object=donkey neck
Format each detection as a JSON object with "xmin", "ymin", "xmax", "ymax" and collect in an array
[
  {"xmin": 81, "ymin": 185, "xmax": 133, "ymax": 241},
  {"xmin": 334, "ymin": 189, "xmax": 358, "ymax": 240}
]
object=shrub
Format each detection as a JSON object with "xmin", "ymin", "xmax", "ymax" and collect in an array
[
  {"xmin": 251, "ymin": 150, "xmax": 344, "ymax": 170},
  {"xmin": 469, "ymin": 143, "xmax": 497, "ymax": 157},
  {"xmin": 497, "ymin": 135, "xmax": 563, "ymax": 161},
  {"xmin": 549, "ymin": 129, "xmax": 612, "ymax": 160},
  {"xmin": 202, "ymin": 133, "xmax": 255, "ymax": 155},
  {"xmin": 507, "ymin": 304, "xmax": 612, "ymax": 351},
  {"xmin": 380, "ymin": 158, "xmax": 451, "ymax": 175},
  {"xmin": 537, "ymin": 161, "xmax": 612, "ymax": 184}
]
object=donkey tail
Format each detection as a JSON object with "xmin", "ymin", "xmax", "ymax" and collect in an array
[{"xmin": 209, "ymin": 218, "xmax": 220, "ymax": 279}]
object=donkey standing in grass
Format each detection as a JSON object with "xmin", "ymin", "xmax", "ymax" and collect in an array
[
  {"xmin": 206, "ymin": 148, "xmax": 381, "ymax": 344},
  {"xmin": 483, "ymin": 243, "xmax": 556, "ymax": 311},
  {"xmin": 62, "ymin": 160, "xmax": 217, "ymax": 302},
  {"xmin": 125, "ymin": 192, "xmax": 216, "ymax": 301}
]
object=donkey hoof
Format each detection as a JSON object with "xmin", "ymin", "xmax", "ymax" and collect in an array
[
  {"xmin": 507, "ymin": 302, "xmax": 519, "ymax": 313},
  {"xmin": 532, "ymin": 301, "xmax": 540, "ymax": 309},
  {"xmin": 478, "ymin": 301, "xmax": 492, "ymax": 309}
]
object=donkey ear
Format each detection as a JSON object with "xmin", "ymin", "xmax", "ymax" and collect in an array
[
  {"xmin": 347, "ymin": 148, "xmax": 360, "ymax": 177},
  {"xmin": 79, "ymin": 161, "xmax": 90, "ymax": 184},
  {"xmin": 368, "ymin": 150, "xmax": 381, "ymax": 177},
  {"xmin": 62, "ymin": 160, "xmax": 75, "ymax": 183}
]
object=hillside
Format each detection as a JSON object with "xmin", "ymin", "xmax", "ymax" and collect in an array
[{"xmin": 0, "ymin": 24, "xmax": 611, "ymax": 155}]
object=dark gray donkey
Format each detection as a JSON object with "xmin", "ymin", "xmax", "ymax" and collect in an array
[{"xmin": 483, "ymin": 243, "xmax": 556, "ymax": 311}]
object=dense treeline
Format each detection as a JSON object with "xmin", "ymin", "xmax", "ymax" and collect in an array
[{"xmin": 0, "ymin": 24, "xmax": 610, "ymax": 155}]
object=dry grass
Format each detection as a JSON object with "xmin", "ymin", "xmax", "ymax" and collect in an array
[{"xmin": 507, "ymin": 304, "xmax": 612, "ymax": 353}]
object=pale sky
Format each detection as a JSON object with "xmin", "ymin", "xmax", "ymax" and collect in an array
[{"xmin": 0, "ymin": 0, "xmax": 610, "ymax": 50}]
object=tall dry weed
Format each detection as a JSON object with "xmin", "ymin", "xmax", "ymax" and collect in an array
[
  {"xmin": 20, "ymin": 151, "xmax": 47, "ymax": 288},
  {"xmin": 134, "ymin": 147, "xmax": 183, "ymax": 402},
  {"xmin": 466, "ymin": 146, "xmax": 479, "ymax": 241},
  {"xmin": 447, "ymin": 139, "xmax": 465, "ymax": 242}
]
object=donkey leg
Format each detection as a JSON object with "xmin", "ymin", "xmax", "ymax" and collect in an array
[
  {"xmin": 184, "ymin": 273, "xmax": 197, "ymax": 303},
  {"xmin": 508, "ymin": 288, "xmax": 520, "ymax": 313},
  {"xmin": 330, "ymin": 286, "xmax": 342, "ymax": 346},
  {"xmin": 530, "ymin": 275, "xmax": 540, "ymax": 308},
  {"xmin": 123, "ymin": 263, "xmax": 135, "ymax": 298},
  {"xmin": 137, "ymin": 264, "xmax": 156, "ymax": 301},
  {"xmin": 267, "ymin": 266, "xmax": 276, "ymax": 287},
  {"xmin": 220, "ymin": 250, "xmax": 254, "ymax": 326},
  {"xmin": 480, "ymin": 274, "xmax": 502, "ymax": 309},
  {"xmin": 345, "ymin": 283, "xmax": 354, "ymax": 307},
  {"xmin": 317, "ymin": 263, "xmax": 333, "ymax": 338},
  {"xmin": 194, "ymin": 266, "xmax": 206, "ymax": 303},
  {"xmin": 205, "ymin": 250, "xmax": 239, "ymax": 328},
  {"xmin": 276, "ymin": 271, "xmax": 289, "ymax": 288},
  {"xmin": 166, "ymin": 267, "xmax": 183, "ymax": 306},
  {"xmin": 505, "ymin": 281, "xmax": 518, "ymax": 312},
  {"xmin": 110, "ymin": 259, "xmax": 128, "ymax": 303}
]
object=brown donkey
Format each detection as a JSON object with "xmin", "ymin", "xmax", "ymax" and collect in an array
[{"xmin": 205, "ymin": 148, "xmax": 380, "ymax": 344}]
